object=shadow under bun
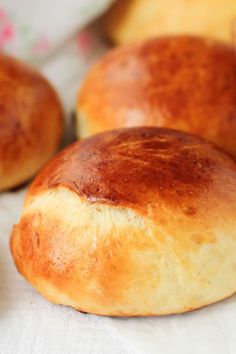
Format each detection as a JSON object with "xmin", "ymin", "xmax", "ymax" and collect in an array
[
  {"xmin": 0, "ymin": 54, "xmax": 64, "ymax": 192},
  {"xmin": 11, "ymin": 127, "xmax": 236, "ymax": 316},
  {"xmin": 77, "ymin": 35, "xmax": 236, "ymax": 157}
]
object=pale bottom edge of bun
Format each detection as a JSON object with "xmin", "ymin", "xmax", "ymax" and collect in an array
[{"xmin": 27, "ymin": 276, "xmax": 236, "ymax": 317}]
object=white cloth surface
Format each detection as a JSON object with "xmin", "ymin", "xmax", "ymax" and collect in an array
[{"xmin": 111, "ymin": 297, "xmax": 236, "ymax": 354}]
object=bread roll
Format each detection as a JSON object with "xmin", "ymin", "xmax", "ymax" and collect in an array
[
  {"xmin": 101, "ymin": 0, "xmax": 236, "ymax": 44},
  {"xmin": 10, "ymin": 127, "xmax": 236, "ymax": 316},
  {"xmin": 0, "ymin": 54, "xmax": 64, "ymax": 191},
  {"xmin": 77, "ymin": 36, "xmax": 236, "ymax": 157}
]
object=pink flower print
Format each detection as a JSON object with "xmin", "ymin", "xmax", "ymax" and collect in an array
[
  {"xmin": 31, "ymin": 35, "xmax": 50, "ymax": 54},
  {"xmin": 0, "ymin": 9, "xmax": 14, "ymax": 49},
  {"xmin": 2, "ymin": 24, "xmax": 14, "ymax": 40},
  {"xmin": 77, "ymin": 30, "xmax": 92, "ymax": 58}
]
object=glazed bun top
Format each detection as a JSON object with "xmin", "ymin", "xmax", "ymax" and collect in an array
[
  {"xmin": 78, "ymin": 36, "xmax": 236, "ymax": 157},
  {"xmin": 0, "ymin": 54, "xmax": 64, "ymax": 191},
  {"xmin": 29, "ymin": 127, "xmax": 236, "ymax": 217}
]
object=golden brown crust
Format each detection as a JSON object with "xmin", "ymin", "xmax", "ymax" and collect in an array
[
  {"xmin": 11, "ymin": 127, "xmax": 236, "ymax": 316},
  {"xmin": 0, "ymin": 54, "xmax": 64, "ymax": 191},
  {"xmin": 77, "ymin": 36, "xmax": 236, "ymax": 157},
  {"xmin": 29, "ymin": 127, "xmax": 236, "ymax": 213}
]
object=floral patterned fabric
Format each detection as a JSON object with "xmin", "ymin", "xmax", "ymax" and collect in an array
[{"xmin": 0, "ymin": 0, "xmax": 113, "ymax": 62}]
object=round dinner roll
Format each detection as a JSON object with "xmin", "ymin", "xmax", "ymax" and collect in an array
[
  {"xmin": 77, "ymin": 36, "xmax": 236, "ymax": 157},
  {"xmin": 0, "ymin": 54, "xmax": 64, "ymax": 191},
  {"xmin": 10, "ymin": 127, "xmax": 236, "ymax": 316},
  {"xmin": 100, "ymin": 0, "xmax": 236, "ymax": 44}
]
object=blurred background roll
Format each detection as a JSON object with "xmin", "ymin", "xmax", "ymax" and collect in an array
[
  {"xmin": 77, "ymin": 36, "xmax": 236, "ymax": 157},
  {"xmin": 0, "ymin": 54, "xmax": 64, "ymax": 192},
  {"xmin": 100, "ymin": 0, "xmax": 236, "ymax": 45}
]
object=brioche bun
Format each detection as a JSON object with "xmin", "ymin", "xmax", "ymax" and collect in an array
[
  {"xmin": 77, "ymin": 36, "xmax": 236, "ymax": 157},
  {"xmin": 11, "ymin": 127, "xmax": 236, "ymax": 316},
  {"xmin": 0, "ymin": 54, "xmax": 64, "ymax": 191}
]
